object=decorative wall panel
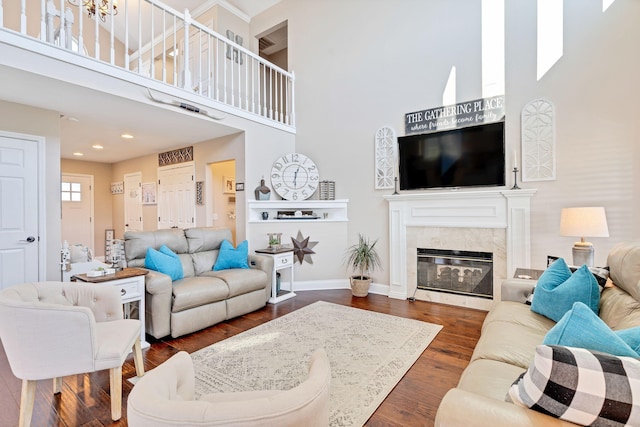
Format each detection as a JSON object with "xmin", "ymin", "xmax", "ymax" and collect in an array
[
  {"xmin": 521, "ymin": 99, "xmax": 556, "ymax": 182},
  {"xmin": 375, "ymin": 126, "xmax": 396, "ymax": 189},
  {"xmin": 158, "ymin": 146, "xmax": 194, "ymax": 166}
]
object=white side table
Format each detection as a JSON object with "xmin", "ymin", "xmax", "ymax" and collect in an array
[
  {"xmin": 73, "ymin": 268, "xmax": 150, "ymax": 348},
  {"xmin": 256, "ymin": 248, "xmax": 296, "ymax": 304}
]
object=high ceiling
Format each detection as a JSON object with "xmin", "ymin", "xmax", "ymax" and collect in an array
[{"xmin": 41, "ymin": 0, "xmax": 282, "ymax": 163}]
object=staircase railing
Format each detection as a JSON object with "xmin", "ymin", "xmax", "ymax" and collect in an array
[{"xmin": 0, "ymin": 0, "xmax": 295, "ymax": 128}]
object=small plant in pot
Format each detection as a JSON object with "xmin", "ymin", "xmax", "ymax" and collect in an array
[{"xmin": 345, "ymin": 234, "xmax": 382, "ymax": 297}]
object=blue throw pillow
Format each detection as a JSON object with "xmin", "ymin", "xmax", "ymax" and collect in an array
[
  {"xmin": 530, "ymin": 258, "xmax": 600, "ymax": 322},
  {"xmin": 543, "ymin": 302, "xmax": 640, "ymax": 357},
  {"xmin": 213, "ymin": 240, "xmax": 249, "ymax": 271},
  {"xmin": 145, "ymin": 247, "xmax": 184, "ymax": 281}
]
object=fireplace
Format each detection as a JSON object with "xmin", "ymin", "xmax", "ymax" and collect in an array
[
  {"xmin": 384, "ymin": 189, "xmax": 536, "ymax": 310},
  {"xmin": 417, "ymin": 249, "xmax": 493, "ymax": 299}
]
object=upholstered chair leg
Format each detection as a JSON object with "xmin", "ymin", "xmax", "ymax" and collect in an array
[
  {"xmin": 109, "ymin": 366, "xmax": 122, "ymax": 421},
  {"xmin": 133, "ymin": 337, "xmax": 145, "ymax": 377},
  {"xmin": 19, "ymin": 380, "xmax": 36, "ymax": 427},
  {"xmin": 53, "ymin": 377, "xmax": 63, "ymax": 394}
]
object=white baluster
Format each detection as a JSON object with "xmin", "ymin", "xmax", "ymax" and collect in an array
[
  {"xmin": 161, "ymin": 10, "xmax": 166, "ymax": 83},
  {"xmin": 77, "ymin": 0, "xmax": 83, "ymax": 55},
  {"xmin": 45, "ymin": 0, "xmax": 56, "ymax": 43},
  {"xmin": 124, "ymin": 0, "xmax": 129, "ymax": 68},
  {"xmin": 109, "ymin": 0, "xmax": 114, "ymax": 64},
  {"xmin": 137, "ymin": 0, "xmax": 141, "ymax": 73},
  {"xmin": 57, "ymin": 0, "xmax": 64, "ymax": 45},
  {"xmin": 182, "ymin": 9, "xmax": 191, "ymax": 90},
  {"xmin": 20, "ymin": 0, "xmax": 26, "ymax": 33},
  {"xmin": 172, "ymin": 15, "xmax": 177, "ymax": 85},
  {"xmin": 290, "ymin": 71, "xmax": 296, "ymax": 126},
  {"xmin": 40, "ymin": 0, "xmax": 46, "ymax": 41},
  {"xmin": 94, "ymin": 0, "xmax": 99, "ymax": 59},
  {"xmin": 150, "ymin": 5, "xmax": 154, "ymax": 77},
  {"xmin": 64, "ymin": 7, "xmax": 73, "ymax": 50}
]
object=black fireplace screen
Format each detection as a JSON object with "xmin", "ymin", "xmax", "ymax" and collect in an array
[{"xmin": 417, "ymin": 248, "xmax": 493, "ymax": 299}]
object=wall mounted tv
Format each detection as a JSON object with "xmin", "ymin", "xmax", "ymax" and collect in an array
[{"xmin": 398, "ymin": 121, "xmax": 505, "ymax": 191}]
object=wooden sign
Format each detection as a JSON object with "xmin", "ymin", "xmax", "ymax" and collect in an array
[{"xmin": 405, "ymin": 95, "xmax": 505, "ymax": 135}]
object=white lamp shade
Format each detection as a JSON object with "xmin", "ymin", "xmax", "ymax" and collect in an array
[{"xmin": 559, "ymin": 207, "xmax": 609, "ymax": 238}]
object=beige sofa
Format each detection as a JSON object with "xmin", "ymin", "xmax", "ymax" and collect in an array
[
  {"xmin": 127, "ymin": 349, "xmax": 331, "ymax": 426},
  {"xmin": 124, "ymin": 227, "xmax": 273, "ymax": 339},
  {"xmin": 435, "ymin": 241, "xmax": 640, "ymax": 427}
]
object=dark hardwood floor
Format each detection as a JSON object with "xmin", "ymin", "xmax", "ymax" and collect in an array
[{"xmin": 0, "ymin": 290, "xmax": 486, "ymax": 427}]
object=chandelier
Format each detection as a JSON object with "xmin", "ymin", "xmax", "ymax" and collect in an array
[{"xmin": 68, "ymin": 0, "xmax": 118, "ymax": 22}]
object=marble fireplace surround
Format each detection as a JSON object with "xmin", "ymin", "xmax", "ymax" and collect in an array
[{"xmin": 384, "ymin": 189, "xmax": 536, "ymax": 310}]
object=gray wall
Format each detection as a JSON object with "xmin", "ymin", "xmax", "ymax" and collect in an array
[{"xmin": 251, "ymin": 0, "xmax": 640, "ymax": 286}]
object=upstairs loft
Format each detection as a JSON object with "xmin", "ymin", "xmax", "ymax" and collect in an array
[{"xmin": 0, "ymin": 0, "xmax": 295, "ymax": 145}]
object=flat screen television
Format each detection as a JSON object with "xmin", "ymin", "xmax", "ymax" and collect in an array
[{"xmin": 398, "ymin": 121, "xmax": 505, "ymax": 190}]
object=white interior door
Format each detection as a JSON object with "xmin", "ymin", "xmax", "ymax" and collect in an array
[
  {"xmin": 0, "ymin": 133, "xmax": 40, "ymax": 289},
  {"xmin": 124, "ymin": 172, "xmax": 143, "ymax": 232},
  {"xmin": 61, "ymin": 174, "xmax": 94, "ymax": 250},
  {"xmin": 157, "ymin": 163, "xmax": 195, "ymax": 230}
]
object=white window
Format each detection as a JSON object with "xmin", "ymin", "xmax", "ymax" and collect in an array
[{"xmin": 61, "ymin": 181, "xmax": 82, "ymax": 202}]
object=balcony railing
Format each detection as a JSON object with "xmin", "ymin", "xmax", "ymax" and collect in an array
[{"xmin": 0, "ymin": 0, "xmax": 295, "ymax": 128}]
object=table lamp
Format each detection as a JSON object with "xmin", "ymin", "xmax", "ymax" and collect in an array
[{"xmin": 559, "ymin": 207, "xmax": 609, "ymax": 267}]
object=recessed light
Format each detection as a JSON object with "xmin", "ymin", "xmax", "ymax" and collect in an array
[
  {"xmin": 121, "ymin": 133, "xmax": 134, "ymax": 139},
  {"xmin": 73, "ymin": 152, "xmax": 84, "ymax": 156},
  {"xmin": 92, "ymin": 144, "xmax": 104, "ymax": 150}
]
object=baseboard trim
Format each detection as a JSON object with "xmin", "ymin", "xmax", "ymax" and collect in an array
[{"xmin": 294, "ymin": 279, "xmax": 390, "ymax": 296}]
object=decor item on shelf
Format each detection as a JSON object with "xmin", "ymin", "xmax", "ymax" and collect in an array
[
  {"xmin": 270, "ymin": 153, "xmax": 319, "ymax": 201},
  {"xmin": 560, "ymin": 207, "xmax": 609, "ymax": 267},
  {"xmin": 510, "ymin": 149, "xmax": 521, "ymax": 189},
  {"xmin": 291, "ymin": 230, "xmax": 318, "ymax": 264},
  {"xmin": 261, "ymin": 211, "xmax": 269, "ymax": 220},
  {"xmin": 344, "ymin": 234, "xmax": 382, "ymax": 297},
  {"xmin": 268, "ymin": 233, "xmax": 282, "ymax": 250},
  {"xmin": 254, "ymin": 177, "xmax": 271, "ymax": 200},
  {"xmin": 68, "ymin": 0, "xmax": 118, "ymax": 22},
  {"xmin": 319, "ymin": 180, "xmax": 335, "ymax": 200},
  {"xmin": 374, "ymin": 126, "xmax": 397, "ymax": 189}
]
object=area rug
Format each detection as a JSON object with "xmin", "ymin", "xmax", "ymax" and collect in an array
[{"xmin": 190, "ymin": 301, "xmax": 442, "ymax": 426}]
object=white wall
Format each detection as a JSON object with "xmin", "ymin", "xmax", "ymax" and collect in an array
[
  {"xmin": 251, "ymin": 0, "xmax": 640, "ymax": 286},
  {"xmin": 0, "ymin": 100, "xmax": 61, "ymax": 281}
]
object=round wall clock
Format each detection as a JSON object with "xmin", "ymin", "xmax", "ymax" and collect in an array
[{"xmin": 270, "ymin": 153, "xmax": 319, "ymax": 200}]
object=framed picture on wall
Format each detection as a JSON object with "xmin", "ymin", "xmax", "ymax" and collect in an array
[
  {"xmin": 223, "ymin": 176, "xmax": 235, "ymax": 194},
  {"xmin": 141, "ymin": 182, "xmax": 156, "ymax": 205}
]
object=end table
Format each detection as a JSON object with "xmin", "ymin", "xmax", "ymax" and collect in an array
[{"xmin": 255, "ymin": 248, "xmax": 295, "ymax": 304}]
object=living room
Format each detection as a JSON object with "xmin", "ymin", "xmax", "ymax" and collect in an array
[{"xmin": 0, "ymin": 0, "xmax": 639, "ymax": 426}]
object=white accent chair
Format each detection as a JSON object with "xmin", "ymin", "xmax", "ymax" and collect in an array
[
  {"xmin": 127, "ymin": 349, "xmax": 331, "ymax": 426},
  {"xmin": 0, "ymin": 281, "xmax": 145, "ymax": 426}
]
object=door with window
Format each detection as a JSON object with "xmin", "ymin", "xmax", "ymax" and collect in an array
[
  {"xmin": 61, "ymin": 174, "xmax": 94, "ymax": 250},
  {"xmin": 0, "ymin": 133, "xmax": 40, "ymax": 289},
  {"xmin": 157, "ymin": 163, "xmax": 195, "ymax": 229}
]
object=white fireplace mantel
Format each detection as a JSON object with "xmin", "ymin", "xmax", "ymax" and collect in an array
[{"xmin": 383, "ymin": 189, "xmax": 536, "ymax": 303}]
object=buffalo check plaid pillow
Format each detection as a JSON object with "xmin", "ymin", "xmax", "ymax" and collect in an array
[{"xmin": 507, "ymin": 345, "xmax": 640, "ymax": 426}]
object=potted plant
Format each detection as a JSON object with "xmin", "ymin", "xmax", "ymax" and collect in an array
[{"xmin": 345, "ymin": 234, "xmax": 382, "ymax": 297}]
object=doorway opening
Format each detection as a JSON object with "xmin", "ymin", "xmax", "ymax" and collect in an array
[
  {"xmin": 61, "ymin": 173, "xmax": 94, "ymax": 254},
  {"xmin": 208, "ymin": 160, "xmax": 236, "ymax": 244},
  {"xmin": 257, "ymin": 20, "xmax": 288, "ymax": 70}
]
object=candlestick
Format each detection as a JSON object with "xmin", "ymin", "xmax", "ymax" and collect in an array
[
  {"xmin": 513, "ymin": 149, "xmax": 518, "ymax": 169},
  {"xmin": 511, "ymin": 167, "xmax": 521, "ymax": 190},
  {"xmin": 393, "ymin": 177, "xmax": 399, "ymax": 195}
]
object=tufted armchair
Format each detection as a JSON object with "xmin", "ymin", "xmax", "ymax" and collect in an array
[
  {"xmin": 128, "ymin": 349, "xmax": 331, "ymax": 426},
  {"xmin": 0, "ymin": 281, "xmax": 145, "ymax": 426}
]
